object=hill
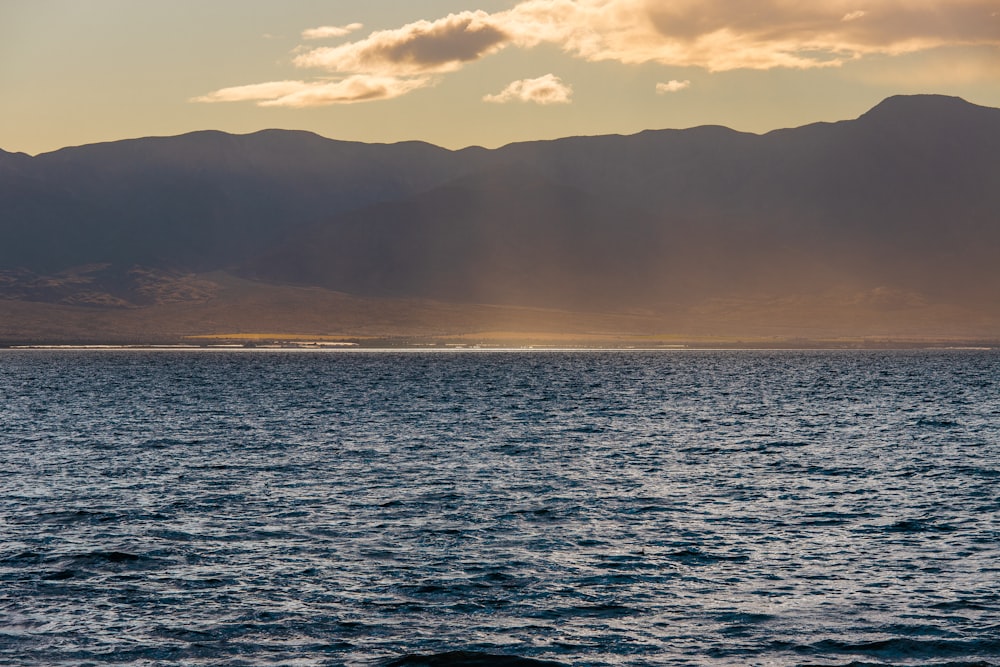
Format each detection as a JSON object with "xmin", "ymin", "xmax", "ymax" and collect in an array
[{"xmin": 2, "ymin": 95, "xmax": 998, "ymax": 345}]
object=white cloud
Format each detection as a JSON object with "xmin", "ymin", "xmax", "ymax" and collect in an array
[
  {"xmin": 195, "ymin": 0, "xmax": 1000, "ymax": 107},
  {"xmin": 656, "ymin": 79, "xmax": 691, "ymax": 93},
  {"xmin": 294, "ymin": 11, "xmax": 509, "ymax": 75},
  {"xmin": 483, "ymin": 74, "xmax": 572, "ymax": 104},
  {"xmin": 195, "ymin": 12, "xmax": 506, "ymax": 108},
  {"xmin": 301, "ymin": 23, "xmax": 364, "ymax": 40},
  {"xmin": 191, "ymin": 76, "xmax": 430, "ymax": 107},
  {"xmin": 494, "ymin": 0, "xmax": 1000, "ymax": 71},
  {"xmin": 192, "ymin": 81, "xmax": 309, "ymax": 103}
]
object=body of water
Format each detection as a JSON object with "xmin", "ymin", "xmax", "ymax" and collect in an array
[{"xmin": 1, "ymin": 350, "xmax": 998, "ymax": 666}]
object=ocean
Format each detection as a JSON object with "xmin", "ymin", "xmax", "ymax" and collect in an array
[{"xmin": 1, "ymin": 349, "xmax": 998, "ymax": 666}]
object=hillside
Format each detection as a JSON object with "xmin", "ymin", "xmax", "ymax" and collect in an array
[{"xmin": 1, "ymin": 94, "xmax": 998, "ymax": 344}]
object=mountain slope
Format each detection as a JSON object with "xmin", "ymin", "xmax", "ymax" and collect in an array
[
  {"xmin": 246, "ymin": 95, "xmax": 1000, "ymax": 309},
  {"xmin": 0, "ymin": 130, "xmax": 487, "ymax": 272},
  {"xmin": 1, "ymin": 94, "xmax": 998, "ymax": 341}
]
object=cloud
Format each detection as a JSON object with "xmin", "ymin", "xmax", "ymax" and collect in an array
[
  {"xmin": 294, "ymin": 11, "xmax": 509, "ymax": 75},
  {"xmin": 194, "ymin": 12, "xmax": 505, "ymax": 108},
  {"xmin": 656, "ymin": 79, "xmax": 691, "ymax": 93},
  {"xmin": 484, "ymin": 74, "xmax": 572, "ymax": 104},
  {"xmin": 494, "ymin": 0, "xmax": 1000, "ymax": 71},
  {"xmin": 302, "ymin": 1, "xmax": 1000, "ymax": 76},
  {"xmin": 192, "ymin": 81, "xmax": 308, "ymax": 103},
  {"xmin": 195, "ymin": 0, "xmax": 1000, "ymax": 107},
  {"xmin": 301, "ymin": 23, "xmax": 363, "ymax": 40},
  {"xmin": 191, "ymin": 76, "xmax": 430, "ymax": 107}
]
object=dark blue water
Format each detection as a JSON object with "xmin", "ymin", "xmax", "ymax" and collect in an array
[{"xmin": 1, "ymin": 350, "xmax": 999, "ymax": 666}]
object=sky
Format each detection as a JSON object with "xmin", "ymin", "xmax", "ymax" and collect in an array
[{"xmin": 2, "ymin": 0, "xmax": 999, "ymax": 155}]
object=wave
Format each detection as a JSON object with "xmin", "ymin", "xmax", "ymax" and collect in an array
[{"xmin": 384, "ymin": 651, "xmax": 565, "ymax": 666}]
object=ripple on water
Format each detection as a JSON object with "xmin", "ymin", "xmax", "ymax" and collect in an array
[{"xmin": 1, "ymin": 349, "xmax": 999, "ymax": 666}]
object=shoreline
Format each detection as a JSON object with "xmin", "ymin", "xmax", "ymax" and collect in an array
[{"xmin": 2, "ymin": 341, "xmax": 996, "ymax": 352}]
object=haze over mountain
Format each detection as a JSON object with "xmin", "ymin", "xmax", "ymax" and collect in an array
[{"xmin": 2, "ymin": 94, "xmax": 998, "ymax": 344}]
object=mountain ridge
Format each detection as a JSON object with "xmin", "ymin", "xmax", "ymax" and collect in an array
[{"xmin": 2, "ymin": 94, "xmax": 998, "ymax": 343}]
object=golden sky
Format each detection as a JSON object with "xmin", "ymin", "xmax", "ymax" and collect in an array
[{"xmin": 2, "ymin": 0, "xmax": 999, "ymax": 154}]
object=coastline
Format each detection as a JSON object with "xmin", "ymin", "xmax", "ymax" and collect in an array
[{"xmin": 2, "ymin": 338, "xmax": 996, "ymax": 351}]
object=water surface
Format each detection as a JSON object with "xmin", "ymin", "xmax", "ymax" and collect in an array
[{"xmin": 1, "ymin": 350, "xmax": 998, "ymax": 665}]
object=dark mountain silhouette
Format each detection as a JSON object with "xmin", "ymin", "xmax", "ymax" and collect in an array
[
  {"xmin": 247, "ymin": 165, "xmax": 671, "ymax": 310},
  {"xmin": 250, "ymin": 94, "xmax": 1000, "ymax": 310},
  {"xmin": 1, "ymin": 94, "xmax": 998, "ymax": 343},
  {"xmin": 0, "ymin": 130, "xmax": 487, "ymax": 272}
]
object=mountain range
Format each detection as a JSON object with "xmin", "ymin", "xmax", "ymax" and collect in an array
[{"xmin": 2, "ymin": 94, "xmax": 998, "ymax": 345}]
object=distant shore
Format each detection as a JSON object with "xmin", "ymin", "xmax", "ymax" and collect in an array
[{"xmin": 2, "ymin": 336, "xmax": 996, "ymax": 351}]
